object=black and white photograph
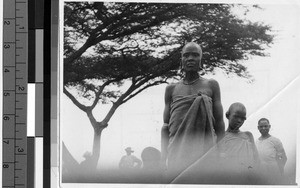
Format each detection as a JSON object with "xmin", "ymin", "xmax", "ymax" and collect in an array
[{"xmin": 59, "ymin": 0, "xmax": 299, "ymax": 187}]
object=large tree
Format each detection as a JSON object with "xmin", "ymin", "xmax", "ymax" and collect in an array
[{"xmin": 64, "ymin": 2, "xmax": 273, "ymax": 169}]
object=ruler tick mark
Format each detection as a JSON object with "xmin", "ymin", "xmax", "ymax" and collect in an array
[
  {"xmin": 3, "ymin": 66, "xmax": 16, "ymax": 68},
  {"xmin": 16, "ymin": 153, "xmax": 27, "ymax": 155}
]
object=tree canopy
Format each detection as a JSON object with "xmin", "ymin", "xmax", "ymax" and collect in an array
[{"xmin": 64, "ymin": 2, "xmax": 273, "ymax": 107}]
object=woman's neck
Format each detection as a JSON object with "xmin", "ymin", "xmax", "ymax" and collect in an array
[
  {"xmin": 183, "ymin": 72, "xmax": 200, "ymax": 85},
  {"xmin": 184, "ymin": 72, "xmax": 199, "ymax": 80}
]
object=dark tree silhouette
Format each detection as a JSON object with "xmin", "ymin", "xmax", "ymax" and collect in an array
[{"xmin": 63, "ymin": 2, "xmax": 273, "ymax": 168}]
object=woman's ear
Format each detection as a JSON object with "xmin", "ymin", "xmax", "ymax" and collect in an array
[
  {"xmin": 180, "ymin": 60, "xmax": 183, "ymax": 70},
  {"xmin": 225, "ymin": 111, "xmax": 230, "ymax": 119},
  {"xmin": 198, "ymin": 61, "xmax": 202, "ymax": 71}
]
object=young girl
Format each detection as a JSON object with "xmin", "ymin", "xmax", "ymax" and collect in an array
[
  {"xmin": 217, "ymin": 102, "xmax": 260, "ymax": 184},
  {"xmin": 172, "ymin": 102, "xmax": 261, "ymax": 184}
]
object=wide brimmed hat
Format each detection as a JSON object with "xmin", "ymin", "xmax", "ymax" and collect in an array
[{"xmin": 125, "ymin": 147, "xmax": 134, "ymax": 153}]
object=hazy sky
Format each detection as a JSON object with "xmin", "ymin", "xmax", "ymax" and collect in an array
[{"xmin": 60, "ymin": 1, "xmax": 300, "ymax": 187}]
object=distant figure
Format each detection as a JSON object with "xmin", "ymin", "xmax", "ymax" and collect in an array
[
  {"xmin": 119, "ymin": 147, "xmax": 142, "ymax": 170},
  {"xmin": 79, "ymin": 151, "xmax": 95, "ymax": 172},
  {"xmin": 256, "ymin": 118, "xmax": 287, "ymax": 184},
  {"xmin": 172, "ymin": 102, "xmax": 261, "ymax": 184},
  {"xmin": 138, "ymin": 147, "xmax": 163, "ymax": 183},
  {"xmin": 161, "ymin": 41, "xmax": 225, "ymax": 180},
  {"xmin": 141, "ymin": 147, "xmax": 161, "ymax": 170}
]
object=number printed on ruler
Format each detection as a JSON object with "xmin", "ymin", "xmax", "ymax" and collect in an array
[{"xmin": 3, "ymin": 0, "xmax": 28, "ymax": 187}]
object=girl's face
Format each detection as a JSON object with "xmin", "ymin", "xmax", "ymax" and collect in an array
[{"xmin": 228, "ymin": 108, "xmax": 246, "ymax": 131}]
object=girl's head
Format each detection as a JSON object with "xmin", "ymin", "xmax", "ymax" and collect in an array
[{"xmin": 226, "ymin": 102, "xmax": 247, "ymax": 132}]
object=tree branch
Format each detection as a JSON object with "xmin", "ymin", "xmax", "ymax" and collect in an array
[
  {"xmin": 64, "ymin": 39, "xmax": 94, "ymax": 66},
  {"xmin": 63, "ymin": 87, "xmax": 88, "ymax": 112},
  {"xmin": 89, "ymin": 79, "xmax": 117, "ymax": 109},
  {"xmin": 123, "ymin": 80, "xmax": 166, "ymax": 103},
  {"xmin": 100, "ymin": 80, "xmax": 138, "ymax": 124},
  {"xmin": 86, "ymin": 109, "xmax": 98, "ymax": 126}
]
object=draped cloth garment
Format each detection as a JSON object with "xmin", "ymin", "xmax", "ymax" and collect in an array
[
  {"xmin": 172, "ymin": 132, "xmax": 262, "ymax": 184},
  {"xmin": 256, "ymin": 136, "xmax": 286, "ymax": 184},
  {"xmin": 166, "ymin": 93, "xmax": 217, "ymax": 180},
  {"xmin": 218, "ymin": 132, "xmax": 260, "ymax": 171}
]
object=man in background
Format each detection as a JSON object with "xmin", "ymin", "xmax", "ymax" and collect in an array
[
  {"xmin": 256, "ymin": 118, "xmax": 287, "ymax": 184},
  {"xmin": 119, "ymin": 147, "xmax": 142, "ymax": 170}
]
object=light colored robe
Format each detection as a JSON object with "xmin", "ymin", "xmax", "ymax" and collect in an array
[{"xmin": 256, "ymin": 136, "xmax": 286, "ymax": 184}]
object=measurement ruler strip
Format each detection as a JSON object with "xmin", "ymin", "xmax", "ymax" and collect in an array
[{"xmin": 3, "ymin": 0, "xmax": 28, "ymax": 187}]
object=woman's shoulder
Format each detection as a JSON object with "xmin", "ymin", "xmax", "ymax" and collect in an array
[
  {"xmin": 240, "ymin": 131, "xmax": 253, "ymax": 137},
  {"xmin": 165, "ymin": 82, "xmax": 177, "ymax": 93}
]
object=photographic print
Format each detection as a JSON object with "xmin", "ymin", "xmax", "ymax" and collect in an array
[{"xmin": 59, "ymin": 0, "xmax": 299, "ymax": 187}]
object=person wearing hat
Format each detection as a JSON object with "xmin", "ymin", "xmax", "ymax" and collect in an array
[
  {"xmin": 78, "ymin": 151, "xmax": 96, "ymax": 178},
  {"xmin": 119, "ymin": 147, "xmax": 142, "ymax": 170}
]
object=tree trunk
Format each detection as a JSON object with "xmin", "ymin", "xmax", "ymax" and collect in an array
[
  {"xmin": 91, "ymin": 129, "xmax": 102, "ymax": 169},
  {"xmin": 65, "ymin": 90, "xmax": 120, "ymax": 170}
]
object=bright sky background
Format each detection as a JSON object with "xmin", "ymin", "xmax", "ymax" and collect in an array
[{"xmin": 60, "ymin": 1, "xmax": 300, "ymax": 187}]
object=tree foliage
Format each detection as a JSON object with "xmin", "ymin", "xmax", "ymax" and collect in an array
[{"xmin": 64, "ymin": 3, "xmax": 273, "ymax": 103}]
